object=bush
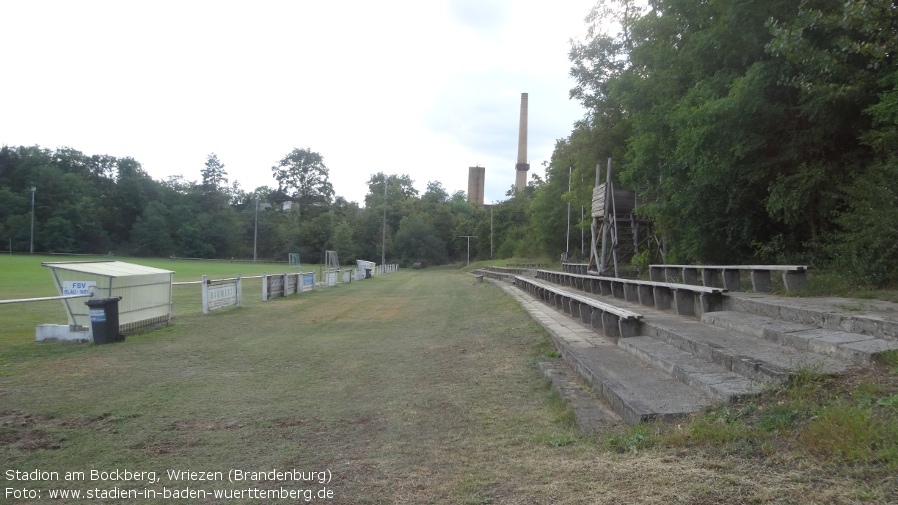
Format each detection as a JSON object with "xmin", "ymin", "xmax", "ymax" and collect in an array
[{"xmin": 827, "ymin": 162, "xmax": 898, "ymax": 287}]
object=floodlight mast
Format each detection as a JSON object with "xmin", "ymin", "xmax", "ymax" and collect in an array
[
  {"xmin": 566, "ymin": 167, "xmax": 571, "ymax": 261},
  {"xmin": 30, "ymin": 186, "xmax": 35, "ymax": 255},
  {"xmin": 253, "ymin": 195, "xmax": 259, "ymax": 263},
  {"xmin": 382, "ymin": 180, "xmax": 387, "ymax": 266},
  {"xmin": 459, "ymin": 235, "xmax": 476, "ymax": 266}
]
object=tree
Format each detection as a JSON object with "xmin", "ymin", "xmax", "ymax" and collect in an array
[
  {"xmin": 271, "ymin": 148, "xmax": 334, "ymax": 219},
  {"xmin": 201, "ymin": 153, "xmax": 228, "ymax": 191},
  {"xmin": 131, "ymin": 202, "xmax": 174, "ymax": 257},
  {"xmin": 393, "ymin": 215, "xmax": 447, "ymax": 266}
]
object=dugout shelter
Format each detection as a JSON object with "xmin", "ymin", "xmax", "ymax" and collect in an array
[{"xmin": 43, "ymin": 261, "xmax": 174, "ymax": 333}]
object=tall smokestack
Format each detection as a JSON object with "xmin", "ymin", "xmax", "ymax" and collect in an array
[
  {"xmin": 514, "ymin": 92, "xmax": 530, "ymax": 193},
  {"xmin": 467, "ymin": 165, "xmax": 485, "ymax": 206}
]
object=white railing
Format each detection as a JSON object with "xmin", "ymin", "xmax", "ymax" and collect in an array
[{"xmin": 0, "ymin": 293, "xmax": 93, "ymax": 305}]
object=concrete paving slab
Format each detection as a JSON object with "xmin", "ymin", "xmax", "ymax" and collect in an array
[{"xmin": 619, "ymin": 336, "xmax": 764, "ymax": 401}]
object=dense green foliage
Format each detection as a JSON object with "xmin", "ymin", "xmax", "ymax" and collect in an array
[
  {"xmin": 563, "ymin": 0, "xmax": 898, "ymax": 285},
  {"xmin": 0, "ymin": 146, "xmax": 520, "ymax": 266}
]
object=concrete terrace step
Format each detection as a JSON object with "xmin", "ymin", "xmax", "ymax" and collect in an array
[
  {"xmin": 618, "ymin": 336, "xmax": 764, "ymax": 401},
  {"xmin": 545, "ymin": 286, "xmax": 857, "ymax": 384},
  {"xmin": 702, "ymin": 311, "xmax": 898, "ymax": 365},
  {"xmin": 724, "ymin": 292, "xmax": 898, "ymax": 341},
  {"xmin": 501, "ymin": 283, "xmax": 714, "ymax": 424},
  {"xmin": 640, "ymin": 311, "xmax": 854, "ymax": 384}
]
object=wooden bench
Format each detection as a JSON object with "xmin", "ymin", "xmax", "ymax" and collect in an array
[
  {"xmin": 535, "ymin": 270, "xmax": 726, "ymax": 317},
  {"xmin": 648, "ymin": 264, "xmax": 809, "ymax": 292},
  {"xmin": 514, "ymin": 276, "xmax": 643, "ymax": 337}
]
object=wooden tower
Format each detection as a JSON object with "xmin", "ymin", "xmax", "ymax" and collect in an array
[{"xmin": 587, "ymin": 159, "xmax": 655, "ymax": 277}]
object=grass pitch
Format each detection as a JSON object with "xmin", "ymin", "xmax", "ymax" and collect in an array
[{"xmin": 2, "ymin": 256, "xmax": 898, "ymax": 503}]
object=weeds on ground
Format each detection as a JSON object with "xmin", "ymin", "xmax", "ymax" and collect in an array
[
  {"xmin": 606, "ymin": 422, "xmax": 659, "ymax": 453},
  {"xmin": 648, "ymin": 358, "xmax": 898, "ymax": 480}
]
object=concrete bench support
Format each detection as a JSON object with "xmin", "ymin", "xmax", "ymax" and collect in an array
[
  {"xmin": 623, "ymin": 283, "xmax": 640, "ymax": 303},
  {"xmin": 674, "ymin": 290, "xmax": 695, "ymax": 316},
  {"xmin": 682, "ymin": 268, "xmax": 700, "ymax": 285},
  {"xmin": 700, "ymin": 293, "xmax": 723, "ymax": 314},
  {"xmin": 611, "ymin": 282, "xmax": 625, "ymax": 300},
  {"xmin": 653, "ymin": 286, "xmax": 673, "ymax": 310},
  {"xmin": 638, "ymin": 285, "xmax": 655, "ymax": 307},
  {"xmin": 723, "ymin": 269, "xmax": 741, "ymax": 291},
  {"xmin": 750, "ymin": 270, "xmax": 772, "ymax": 292},
  {"xmin": 601, "ymin": 312, "xmax": 621, "ymax": 337},
  {"xmin": 579, "ymin": 305, "xmax": 593, "ymax": 325},
  {"xmin": 701, "ymin": 269, "xmax": 720, "ymax": 288},
  {"xmin": 665, "ymin": 267, "xmax": 680, "ymax": 283},
  {"xmin": 618, "ymin": 318, "xmax": 639, "ymax": 338},
  {"xmin": 782, "ymin": 270, "xmax": 807, "ymax": 292}
]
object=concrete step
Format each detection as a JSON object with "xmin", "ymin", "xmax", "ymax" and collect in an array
[
  {"xmin": 702, "ymin": 311, "xmax": 898, "ymax": 365},
  {"xmin": 538, "ymin": 360, "xmax": 624, "ymax": 433},
  {"xmin": 641, "ymin": 312, "xmax": 854, "ymax": 384},
  {"xmin": 554, "ymin": 330, "xmax": 713, "ymax": 424},
  {"xmin": 545, "ymin": 285, "xmax": 857, "ymax": 384},
  {"xmin": 500, "ymin": 282, "xmax": 713, "ymax": 423},
  {"xmin": 724, "ymin": 293, "xmax": 898, "ymax": 341},
  {"xmin": 618, "ymin": 336, "xmax": 764, "ymax": 402}
]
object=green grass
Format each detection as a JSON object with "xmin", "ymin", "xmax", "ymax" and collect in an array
[{"xmin": 4, "ymin": 259, "xmax": 898, "ymax": 503}]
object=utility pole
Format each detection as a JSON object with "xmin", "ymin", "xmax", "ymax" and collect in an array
[
  {"xmin": 489, "ymin": 206, "xmax": 493, "ymax": 260},
  {"xmin": 30, "ymin": 186, "xmax": 36, "ymax": 255},
  {"xmin": 459, "ymin": 235, "xmax": 476, "ymax": 266}
]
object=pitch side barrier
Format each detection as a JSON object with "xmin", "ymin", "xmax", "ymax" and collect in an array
[
  {"xmin": 536, "ymin": 270, "xmax": 726, "ymax": 318},
  {"xmin": 513, "ymin": 276, "xmax": 642, "ymax": 337}
]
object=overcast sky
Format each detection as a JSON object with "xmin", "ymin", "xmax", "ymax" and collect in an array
[{"xmin": 2, "ymin": 0, "xmax": 595, "ymax": 205}]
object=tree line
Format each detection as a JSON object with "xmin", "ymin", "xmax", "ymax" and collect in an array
[
  {"xmin": 558, "ymin": 0, "xmax": 898, "ymax": 286},
  {"xmin": 0, "ymin": 145, "xmax": 577, "ymax": 266}
]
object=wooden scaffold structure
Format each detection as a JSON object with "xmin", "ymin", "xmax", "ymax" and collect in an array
[{"xmin": 587, "ymin": 159, "xmax": 656, "ymax": 277}]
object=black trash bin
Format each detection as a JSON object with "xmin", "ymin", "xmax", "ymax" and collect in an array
[
  {"xmin": 365, "ymin": 268, "xmax": 372, "ymax": 279},
  {"xmin": 85, "ymin": 297, "xmax": 124, "ymax": 344}
]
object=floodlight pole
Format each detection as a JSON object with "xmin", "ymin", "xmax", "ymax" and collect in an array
[
  {"xmin": 459, "ymin": 235, "xmax": 476, "ymax": 266},
  {"xmin": 566, "ymin": 167, "xmax": 571, "ymax": 261},
  {"xmin": 30, "ymin": 186, "xmax": 35, "ymax": 255},
  {"xmin": 489, "ymin": 206, "xmax": 493, "ymax": 260},
  {"xmin": 382, "ymin": 180, "xmax": 387, "ymax": 266},
  {"xmin": 253, "ymin": 195, "xmax": 259, "ymax": 263}
]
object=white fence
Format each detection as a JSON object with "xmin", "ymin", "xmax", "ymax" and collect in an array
[
  {"xmin": 262, "ymin": 272, "xmax": 317, "ymax": 301},
  {"xmin": 201, "ymin": 275, "xmax": 243, "ymax": 315}
]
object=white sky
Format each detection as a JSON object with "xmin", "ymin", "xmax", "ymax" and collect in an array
[{"xmin": 1, "ymin": 0, "xmax": 595, "ymax": 206}]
